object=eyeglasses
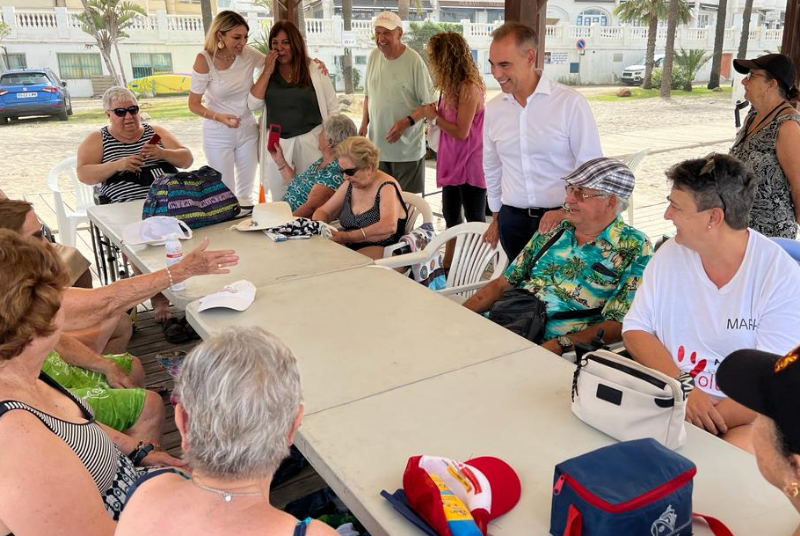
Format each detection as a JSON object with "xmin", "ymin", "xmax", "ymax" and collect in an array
[
  {"xmin": 109, "ymin": 105, "xmax": 139, "ymax": 118},
  {"xmin": 342, "ymin": 167, "xmax": 359, "ymax": 177},
  {"xmin": 565, "ymin": 185, "xmax": 609, "ymax": 202},
  {"xmin": 744, "ymin": 71, "xmax": 768, "ymax": 81}
]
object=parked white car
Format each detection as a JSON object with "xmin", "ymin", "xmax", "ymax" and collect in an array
[{"xmin": 621, "ymin": 55, "xmax": 665, "ymax": 85}]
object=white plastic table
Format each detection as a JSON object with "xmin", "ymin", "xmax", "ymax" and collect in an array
[
  {"xmin": 87, "ymin": 201, "xmax": 373, "ymax": 307},
  {"xmin": 185, "ymin": 266, "xmax": 535, "ymax": 415},
  {"xmin": 297, "ymin": 346, "xmax": 797, "ymax": 536}
]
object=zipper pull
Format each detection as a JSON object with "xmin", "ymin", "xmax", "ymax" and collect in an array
[{"xmin": 553, "ymin": 475, "xmax": 565, "ymax": 496}]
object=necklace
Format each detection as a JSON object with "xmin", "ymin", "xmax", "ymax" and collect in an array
[
  {"xmin": 217, "ymin": 52, "xmax": 236, "ymax": 62},
  {"xmin": 192, "ymin": 479, "xmax": 263, "ymax": 502}
]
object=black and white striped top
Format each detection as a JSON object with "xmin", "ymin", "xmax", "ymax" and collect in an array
[
  {"xmin": 0, "ymin": 374, "xmax": 141, "ymax": 519},
  {"xmin": 98, "ymin": 123, "xmax": 178, "ymax": 204}
]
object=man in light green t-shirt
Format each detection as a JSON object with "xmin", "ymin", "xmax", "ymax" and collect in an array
[{"xmin": 359, "ymin": 11, "xmax": 435, "ymax": 194}]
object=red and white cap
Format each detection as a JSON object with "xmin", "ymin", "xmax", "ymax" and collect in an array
[{"xmin": 403, "ymin": 455, "xmax": 521, "ymax": 536}]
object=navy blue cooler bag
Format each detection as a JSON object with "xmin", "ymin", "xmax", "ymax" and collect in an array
[{"xmin": 550, "ymin": 439, "xmax": 732, "ymax": 536}]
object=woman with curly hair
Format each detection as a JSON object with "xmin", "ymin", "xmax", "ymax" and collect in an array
[{"xmin": 421, "ymin": 31, "xmax": 487, "ymax": 266}]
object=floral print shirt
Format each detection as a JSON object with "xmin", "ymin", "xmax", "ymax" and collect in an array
[
  {"xmin": 283, "ymin": 158, "xmax": 343, "ymax": 212},
  {"xmin": 504, "ymin": 217, "xmax": 653, "ymax": 340}
]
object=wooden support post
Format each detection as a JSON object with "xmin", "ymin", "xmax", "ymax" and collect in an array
[
  {"xmin": 784, "ymin": 0, "xmax": 800, "ymax": 80},
  {"xmin": 504, "ymin": 0, "xmax": 548, "ymax": 69}
]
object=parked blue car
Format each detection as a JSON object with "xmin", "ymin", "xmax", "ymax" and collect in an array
[{"xmin": 0, "ymin": 68, "xmax": 73, "ymax": 124}]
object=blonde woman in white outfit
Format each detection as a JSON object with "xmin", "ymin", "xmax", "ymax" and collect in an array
[
  {"xmin": 189, "ymin": 11, "xmax": 262, "ymax": 207},
  {"xmin": 248, "ymin": 20, "xmax": 338, "ymax": 202}
]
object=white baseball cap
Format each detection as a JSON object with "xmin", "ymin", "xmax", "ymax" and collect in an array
[
  {"xmin": 374, "ymin": 11, "xmax": 402, "ymax": 31},
  {"xmin": 197, "ymin": 280, "xmax": 257, "ymax": 312},
  {"xmin": 123, "ymin": 216, "xmax": 193, "ymax": 246},
  {"xmin": 233, "ymin": 202, "xmax": 294, "ymax": 232}
]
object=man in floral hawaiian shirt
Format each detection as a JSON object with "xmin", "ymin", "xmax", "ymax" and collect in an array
[{"xmin": 464, "ymin": 157, "xmax": 653, "ymax": 356}]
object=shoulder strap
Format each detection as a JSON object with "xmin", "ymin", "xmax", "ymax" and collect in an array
[
  {"xmin": 125, "ymin": 468, "xmax": 189, "ymax": 504},
  {"xmin": 530, "ymin": 227, "xmax": 566, "ymax": 266},
  {"xmin": 378, "ymin": 181, "xmax": 410, "ymax": 220},
  {"xmin": 693, "ymin": 512, "xmax": 734, "ymax": 536},
  {"xmin": 293, "ymin": 518, "xmax": 312, "ymax": 536}
]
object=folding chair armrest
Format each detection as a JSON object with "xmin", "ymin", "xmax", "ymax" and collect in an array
[
  {"xmin": 374, "ymin": 250, "xmax": 430, "ymax": 269},
  {"xmin": 438, "ymin": 281, "xmax": 488, "ymax": 296}
]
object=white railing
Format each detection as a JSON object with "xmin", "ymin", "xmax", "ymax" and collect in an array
[
  {"xmin": 16, "ymin": 10, "xmax": 58, "ymax": 30},
  {"xmin": 167, "ymin": 15, "xmax": 203, "ymax": 32},
  {"xmin": 630, "ymin": 27, "xmax": 648, "ymax": 41},
  {"xmin": 129, "ymin": 15, "xmax": 158, "ymax": 32},
  {"xmin": 2, "ymin": 7, "xmax": 785, "ymax": 56},
  {"xmin": 599, "ymin": 26, "xmax": 623, "ymax": 40}
]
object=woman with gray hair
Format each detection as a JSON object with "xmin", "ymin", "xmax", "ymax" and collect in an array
[
  {"xmin": 77, "ymin": 86, "xmax": 193, "ymax": 204},
  {"xmin": 624, "ymin": 153, "xmax": 800, "ymax": 450},
  {"xmin": 269, "ymin": 114, "xmax": 357, "ymax": 217},
  {"xmin": 115, "ymin": 327, "xmax": 339, "ymax": 536}
]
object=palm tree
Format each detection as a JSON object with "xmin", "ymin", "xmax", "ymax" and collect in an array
[
  {"xmin": 399, "ymin": 0, "xmax": 410, "ymax": 21},
  {"xmin": 660, "ymin": 0, "xmax": 682, "ymax": 97},
  {"xmin": 200, "ymin": 0, "xmax": 213, "ymax": 34},
  {"xmin": 675, "ymin": 48, "xmax": 710, "ymax": 90},
  {"xmin": 342, "ymin": 0, "xmax": 354, "ymax": 94},
  {"xmin": 76, "ymin": 0, "xmax": 146, "ymax": 86},
  {"xmin": 614, "ymin": 0, "xmax": 691, "ymax": 89},
  {"xmin": 737, "ymin": 0, "xmax": 754, "ymax": 59},
  {"xmin": 76, "ymin": 0, "xmax": 119, "ymax": 84},
  {"xmin": 708, "ymin": 0, "xmax": 729, "ymax": 88}
]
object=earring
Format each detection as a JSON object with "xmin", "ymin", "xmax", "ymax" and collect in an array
[
  {"xmin": 217, "ymin": 40, "xmax": 225, "ymax": 50},
  {"xmin": 784, "ymin": 482, "xmax": 799, "ymax": 498},
  {"xmin": 707, "ymin": 224, "xmax": 712, "ymax": 230}
]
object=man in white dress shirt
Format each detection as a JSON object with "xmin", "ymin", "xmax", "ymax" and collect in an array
[{"xmin": 483, "ymin": 22, "xmax": 603, "ymax": 260}]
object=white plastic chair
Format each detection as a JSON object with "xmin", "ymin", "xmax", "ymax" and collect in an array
[
  {"xmin": 620, "ymin": 149, "xmax": 649, "ymax": 226},
  {"xmin": 47, "ymin": 156, "xmax": 94, "ymax": 247},
  {"xmin": 382, "ymin": 191, "xmax": 434, "ymax": 257},
  {"xmin": 375, "ymin": 222, "xmax": 508, "ymax": 299}
]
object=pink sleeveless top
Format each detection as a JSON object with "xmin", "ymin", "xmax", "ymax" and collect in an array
[{"xmin": 435, "ymin": 96, "xmax": 485, "ymax": 189}]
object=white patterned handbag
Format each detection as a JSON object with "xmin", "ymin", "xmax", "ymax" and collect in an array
[{"xmin": 571, "ymin": 349, "xmax": 687, "ymax": 449}]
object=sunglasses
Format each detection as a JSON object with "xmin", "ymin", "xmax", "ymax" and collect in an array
[
  {"xmin": 109, "ymin": 105, "xmax": 140, "ymax": 118},
  {"xmin": 32, "ymin": 224, "xmax": 45, "ymax": 240},
  {"xmin": 744, "ymin": 71, "xmax": 768, "ymax": 81},
  {"xmin": 565, "ymin": 185, "xmax": 609, "ymax": 202},
  {"xmin": 342, "ymin": 167, "xmax": 360, "ymax": 177}
]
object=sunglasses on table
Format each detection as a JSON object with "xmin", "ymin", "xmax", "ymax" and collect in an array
[
  {"xmin": 109, "ymin": 105, "xmax": 140, "ymax": 117},
  {"xmin": 342, "ymin": 167, "xmax": 360, "ymax": 177}
]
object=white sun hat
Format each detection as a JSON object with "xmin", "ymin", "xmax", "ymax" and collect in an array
[
  {"xmin": 197, "ymin": 280, "xmax": 257, "ymax": 312},
  {"xmin": 233, "ymin": 202, "xmax": 294, "ymax": 232}
]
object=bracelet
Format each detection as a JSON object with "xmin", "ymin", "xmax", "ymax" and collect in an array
[
  {"xmin": 277, "ymin": 162, "xmax": 287, "ymax": 171},
  {"xmin": 129, "ymin": 441, "xmax": 155, "ymax": 465},
  {"xmin": 165, "ymin": 266, "xmax": 175, "ymax": 288},
  {"xmin": 360, "ymin": 228, "xmax": 367, "ymax": 241},
  {"xmin": 676, "ymin": 371, "xmax": 695, "ymax": 400},
  {"xmin": 203, "ymin": 109, "xmax": 207, "ymax": 119},
  {"xmin": 406, "ymin": 115, "xmax": 416, "ymax": 127}
]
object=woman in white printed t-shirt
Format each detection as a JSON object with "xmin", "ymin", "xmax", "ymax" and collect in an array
[
  {"xmin": 623, "ymin": 153, "xmax": 800, "ymax": 452},
  {"xmin": 189, "ymin": 10, "xmax": 262, "ymax": 207}
]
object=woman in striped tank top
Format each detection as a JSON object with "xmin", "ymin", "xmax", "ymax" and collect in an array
[
  {"xmin": 76, "ymin": 86, "xmax": 193, "ymax": 204},
  {"xmin": 0, "ymin": 231, "xmax": 183, "ymax": 536}
]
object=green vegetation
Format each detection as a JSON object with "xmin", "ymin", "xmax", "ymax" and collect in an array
[
  {"xmin": 589, "ymin": 86, "xmax": 732, "ymax": 101},
  {"xmin": 70, "ymin": 97, "xmax": 198, "ymax": 123},
  {"xmin": 406, "ymin": 21, "xmax": 463, "ymax": 65}
]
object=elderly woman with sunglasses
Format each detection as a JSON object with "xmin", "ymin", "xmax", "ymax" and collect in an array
[
  {"xmin": 77, "ymin": 86, "xmax": 193, "ymax": 205},
  {"xmin": 730, "ymin": 53, "xmax": 800, "ymax": 238},
  {"xmin": 312, "ymin": 136, "xmax": 408, "ymax": 260}
]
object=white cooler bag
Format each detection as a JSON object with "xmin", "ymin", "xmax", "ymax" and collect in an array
[{"xmin": 571, "ymin": 349, "xmax": 687, "ymax": 449}]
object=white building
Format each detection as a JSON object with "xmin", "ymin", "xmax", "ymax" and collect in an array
[{"xmin": 0, "ymin": 0, "xmax": 785, "ymax": 97}]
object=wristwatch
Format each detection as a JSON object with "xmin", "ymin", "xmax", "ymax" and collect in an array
[
  {"xmin": 557, "ymin": 336, "xmax": 574, "ymax": 351},
  {"xmin": 129, "ymin": 441, "xmax": 155, "ymax": 465}
]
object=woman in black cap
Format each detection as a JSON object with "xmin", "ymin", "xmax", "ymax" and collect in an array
[
  {"xmin": 730, "ymin": 53, "xmax": 800, "ymax": 239},
  {"xmin": 718, "ymin": 345, "xmax": 800, "ymax": 532}
]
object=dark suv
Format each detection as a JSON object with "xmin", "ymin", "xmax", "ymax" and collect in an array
[{"xmin": 0, "ymin": 68, "xmax": 73, "ymax": 123}]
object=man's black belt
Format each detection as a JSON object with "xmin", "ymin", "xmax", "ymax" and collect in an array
[{"xmin": 503, "ymin": 205, "xmax": 560, "ymax": 218}]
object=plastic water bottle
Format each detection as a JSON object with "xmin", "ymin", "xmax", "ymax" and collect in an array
[{"xmin": 164, "ymin": 235, "xmax": 186, "ymax": 292}]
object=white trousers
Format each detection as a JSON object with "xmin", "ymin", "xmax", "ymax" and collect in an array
[
  {"xmin": 202, "ymin": 118, "xmax": 259, "ymax": 206},
  {"xmin": 261, "ymin": 124, "xmax": 323, "ymax": 202}
]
